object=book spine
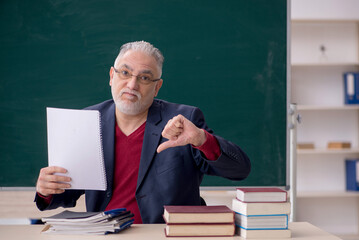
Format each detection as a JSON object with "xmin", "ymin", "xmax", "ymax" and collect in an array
[
  {"xmin": 346, "ymin": 159, "xmax": 359, "ymax": 191},
  {"xmin": 344, "ymin": 72, "xmax": 359, "ymax": 104}
]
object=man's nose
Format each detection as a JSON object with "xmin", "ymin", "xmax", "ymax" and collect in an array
[{"xmin": 127, "ymin": 75, "xmax": 140, "ymax": 90}]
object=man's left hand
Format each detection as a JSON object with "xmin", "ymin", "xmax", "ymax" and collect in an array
[{"xmin": 157, "ymin": 114, "xmax": 206, "ymax": 153}]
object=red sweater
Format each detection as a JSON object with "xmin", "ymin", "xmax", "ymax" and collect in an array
[
  {"xmin": 105, "ymin": 122, "xmax": 146, "ymax": 223},
  {"xmin": 38, "ymin": 122, "xmax": 221, "ymax": 224}
]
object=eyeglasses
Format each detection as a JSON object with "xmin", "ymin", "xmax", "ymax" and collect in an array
[{"xmin": 113, "ymin": 67, "xmax": 161, "ymax": 85}]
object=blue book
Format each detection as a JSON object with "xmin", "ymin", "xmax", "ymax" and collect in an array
[
  {"xmin": 346, "ymin": 159, "xmax": 359, "ymax": 191},
  {"xmin": 234, "ymin": 212, "xmax": 288, "ymax": 230},
  {"xmin": 344, "ymin": 72, "xmax": 359, "ymax": 104}
]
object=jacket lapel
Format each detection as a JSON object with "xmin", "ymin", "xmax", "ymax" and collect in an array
[{"xmin": 136, "ymin": 100, "xmax": 162, "ymax": 192}]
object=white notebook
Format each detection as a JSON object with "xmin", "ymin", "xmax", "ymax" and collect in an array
[{"xmin": 47, "ymin": 107, "xmax": 106, "ymax": 191}]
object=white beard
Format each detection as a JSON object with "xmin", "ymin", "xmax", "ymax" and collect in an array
[
  {"xmin": 117, "ymin": 99, "xmax": 144, "ymax": 115},
  {"xmin": 112, "ymin": 87, "xmax": 153, "ymax": 116}
]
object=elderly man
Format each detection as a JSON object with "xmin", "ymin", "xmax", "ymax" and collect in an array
[{"xmin": 35, "ymin": 41, "xmax": 251, "ymax": 223}]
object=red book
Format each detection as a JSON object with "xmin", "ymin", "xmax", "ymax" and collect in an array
[
  {"xmin": 163, "ymin": 205, "xmax": 235, "ymax": 237},
  {"xmin": 236, "ymin": 187, "xmax": 287, "ymax": 203},
  {"xmin": 163, "ymin": 205, "xmax": 234, "ymax": 224},
  {"xmin": 164, "ymin": 223, "xmax": 235, "ymax": 237}
]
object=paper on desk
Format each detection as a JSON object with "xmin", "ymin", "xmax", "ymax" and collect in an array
[{"xmin": 47, "ymin": 107, "xmax": 106, "ymax": 191}]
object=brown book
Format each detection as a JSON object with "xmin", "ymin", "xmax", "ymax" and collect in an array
[
  {"xmin": 236, "ymin": 187, "xmax": 287, "ymax": 203},
  {"xmin": 163, "ymin": 205, "xmax": 234, "ymax": 224},
  {"xmin": 297, "ymin": 143, "xmax": 315, "ymax": 149},
  {"xmin": 327, "ymin": 141, "xmax": 351, "ymax": 149},
  {"xmin": 165, "ymin": 223, "xmax": 235, "ymax": 237}
]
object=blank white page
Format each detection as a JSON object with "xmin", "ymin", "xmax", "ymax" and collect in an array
[{"xmin": 47, "ymin": 107, "xmax": 106, "ymax": 191}]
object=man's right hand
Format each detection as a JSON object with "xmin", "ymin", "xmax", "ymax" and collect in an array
[{"xmin": 36, "ymin": 166, "xmax": 71, "ymax": 197}]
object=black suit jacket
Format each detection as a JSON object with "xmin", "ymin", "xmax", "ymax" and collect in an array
[{"xmin": 36, "ymin": 99, "xmax": 251, "ymax": 223}]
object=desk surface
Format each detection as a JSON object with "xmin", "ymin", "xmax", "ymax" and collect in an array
[{"xmin": 0, "ymin": 222, "xmax": 341, "ymax": 240}]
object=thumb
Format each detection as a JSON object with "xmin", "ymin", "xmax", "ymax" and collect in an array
[{"xmin": 157, "ymin": 140, "xmax": 178, "ymax": 153}]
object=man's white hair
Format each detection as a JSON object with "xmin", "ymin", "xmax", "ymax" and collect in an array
[{"xmin": 115, "ymin": 41, "xmax": 164, "ymax": 76}]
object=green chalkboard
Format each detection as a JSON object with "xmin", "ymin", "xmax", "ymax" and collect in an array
[{"xmin": 0, "ymin": 0, "xmax": 287, "ymax": 187}]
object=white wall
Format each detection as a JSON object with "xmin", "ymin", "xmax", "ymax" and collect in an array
[{"xmin": 292, "ymin": 0, "xmax": 359, "ymax": 21}]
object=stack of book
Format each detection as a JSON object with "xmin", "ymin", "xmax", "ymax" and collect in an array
[
  {"xmin": 232, "ymin": 187, "xmax": 291, "ymax": 239},
  {"xmin": 163, "ymin": 205, "xmax": 235, "ymax": 237},
  {"xmin": 41, "ymin": 208, "xmax": 134, "ymax": 235}
]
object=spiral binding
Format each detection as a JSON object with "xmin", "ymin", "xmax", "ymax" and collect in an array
[{"xmin": 97, "ymin": 111, "xmax": 107, "ymax": 190}]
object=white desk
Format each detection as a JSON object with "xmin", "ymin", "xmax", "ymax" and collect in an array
[{"xmin": 0, "ymin": 222, "xmax": 341, "ymax": 240}]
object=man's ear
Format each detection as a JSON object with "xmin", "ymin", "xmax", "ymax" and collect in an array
[
  {"xmin": 154, "ymin": 79, "xmax": 163, "ymax": 97},
  {"xmin": 109, "ymin": 67, "xmax": 114, "ymax": 86}
]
